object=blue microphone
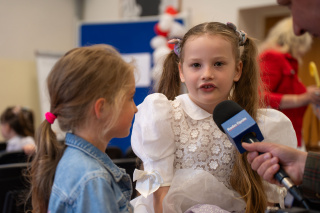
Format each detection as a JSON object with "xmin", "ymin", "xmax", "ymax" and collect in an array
[{"xmin": 213, "ymin": 100, "xmax": 310, "ymax": 210}]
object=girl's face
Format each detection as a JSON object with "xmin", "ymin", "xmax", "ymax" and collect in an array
[
  {"xmin": 0, "ymin": 122, "xmax": 11, "ymax": 140},
  {"xmin": 107, "ymin": 76, "xmax": 138, "ymax": 139},
  {"xmin": 179, "ymin": 34, "xmax": 242, "ymax": 113}
]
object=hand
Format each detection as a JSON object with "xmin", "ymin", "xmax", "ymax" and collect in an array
[
  {"xmin": 305, "ymin": 85, "xmax": 320, "ymax": 105},
  {"xmin": 242, "ymin": 142, "xmax": 307, "ymax": 186},
  {"xmin": 23, "ymin": 144, "xmax": 36, "ymax": 156}
]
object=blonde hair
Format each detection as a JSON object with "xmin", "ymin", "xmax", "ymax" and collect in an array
[
  {"xmin": 28, "ymin": 44, "xmax": 135, "ymax": 213},
  {"xmin": 259, "ymin": 16, "xmax": 312, "ymax": 63},
  {"xmin": 158, "ymin": 22, "xmax": 267, "ymax": 212}
]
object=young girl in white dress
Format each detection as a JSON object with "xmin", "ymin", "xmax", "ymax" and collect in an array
[{"xmin": 131, "ymin": 22, "xmax": 297, "ymax": 213}]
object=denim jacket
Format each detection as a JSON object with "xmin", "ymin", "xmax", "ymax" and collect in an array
[{"xmin": 48, "ymin": 133, "xmax": 133, "ymax": 213}]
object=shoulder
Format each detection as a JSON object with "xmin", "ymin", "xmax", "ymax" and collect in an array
[
  {"xmin": 259, "ymin": 50, "xmax": 286, "ymax": 62},
  {"xmin": 55, "ymin": 148, "xmax": 113, "ymax": 188},
  {"xmin": 135, "ymin": 93, "xmax": 173, "ymax": 120},
  {"xmin": 257, "ymin": 108, "xmax": 297, "ymax": 148},
  {"xmin": 257, "ymin": 108, "xmax": 291, "ymax": 123},
  {"xmin": 53, "ymin": 152, "xmax": 114, "ymax": 195},
  {"xmin": 21, "ymin": 136, "xmax": 35, "ymax": 144},
  {"xmin": 139, "ymin": 93, "xmax": 171, "ymax": 108},
  {"xmin": 49, "ymin": 171, "xmax": 117, "ymax": 211}
]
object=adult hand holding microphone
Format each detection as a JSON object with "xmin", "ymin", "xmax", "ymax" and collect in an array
[
  {"xmin": 213, "ymin": 100, "xmax": 311, "ymax": 210},
  {"xmin": 242, "ymin": 142, "xmax": 307, "ymax": 187}
]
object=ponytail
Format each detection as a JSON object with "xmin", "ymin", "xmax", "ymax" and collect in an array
[
  {"xmin": 157, "ymin": 51, "xmax": 181, "ymax": 100},
  {"xmin": 232, "ymin": 37, "xmax": 263, "ymax": 120},
  {"xmin": 231, "ymin": 37, "xmax": 268, "ymax": 213},
  {"xmin": 231, "ymin": 153, "xmax": 268, "ymax": 213},
  {"xmin": 28, "ymin": 120, "xmax": 65, "ymax": 213}
]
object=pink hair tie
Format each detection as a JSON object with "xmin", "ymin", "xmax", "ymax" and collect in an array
[{"xmin": 45, "ymin": 112, "xmax": 57, "ymax": 124}]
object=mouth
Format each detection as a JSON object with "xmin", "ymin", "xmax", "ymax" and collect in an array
[{"xmin": 200, "ymin": 83, "xmax": 216, "ymax": 91}]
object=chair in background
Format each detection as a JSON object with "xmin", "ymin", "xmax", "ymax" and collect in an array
[
  {"xmin": 0, "ymin": 162, "xmax": 31, "ymax": 213},
  {"xmin": 125, "ymin": 146, "xmax": 136, "ymax": 158},
  {"xmin": 0, "ymin": 142, "xmax": 7, "ymax": 151},
  {"xmin": 105, "ymin": 146, "xmax": 123, "ymax": 159},
  {"xmin": 0, "ymin": 151, "xmax": 29, "ymax": 165}
]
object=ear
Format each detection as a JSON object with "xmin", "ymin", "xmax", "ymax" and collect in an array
[
  {"xmin": 233, "ymin": 61, "xmax": 243, "ymax": 82},
  {"xmin": 178, "ymin": 62, "xmax": 185, "ymax": 83},
  {"xmin": 94, "ymin": 98, "xmax": 107, "ymax": 119}
]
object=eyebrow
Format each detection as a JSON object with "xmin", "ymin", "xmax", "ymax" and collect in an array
[{"xmin": 187, "ymin": 56, "xmax": 228, "ymax": 61}]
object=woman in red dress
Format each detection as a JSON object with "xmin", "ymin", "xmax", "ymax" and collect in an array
[{"xmin": 259, "ymin": 16, "xmax": 320, "ymax": 148}]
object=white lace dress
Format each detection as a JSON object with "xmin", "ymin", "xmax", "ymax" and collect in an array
[{"xmin": 131, "ymin": 93, "xmax": 297, "ymax": 213}]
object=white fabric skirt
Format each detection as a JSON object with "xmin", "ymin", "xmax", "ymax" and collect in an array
[{"xmin": 131, "ymin": 169, "xmax": 246, "ymax": 213}]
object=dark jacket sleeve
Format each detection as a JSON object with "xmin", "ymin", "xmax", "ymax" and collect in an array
[{"xmin": 301, "ymin": 152, "xmax": 320, "ymax": 203}]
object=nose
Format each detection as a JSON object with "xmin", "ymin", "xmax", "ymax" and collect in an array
[
  {"xmin": 201, "ymin": 66, "xmax": 213, "ymax": 80},
  {"xmin": 293, "ymin": 24, "xmax": 306, "ymax": 36}
]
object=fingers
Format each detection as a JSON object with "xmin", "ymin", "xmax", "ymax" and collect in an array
[
  {"xmin": 246, "ymin": 151, "xmax": 259, "ymax": 164},
  {"xmin": 261, "ymin": 162, "xmax": 280, "ymax": 185},
  {"xmin": 242, "ymin": 142, "xmax": 272, "ymax": 153},
  {"xmin": 253, "ymin": 154, "xmax": 280, "ymax": 184},
  {"xmin": 246, "ymin": 148, "xmax": 280, "ymax": 184},
  {"xmin": 307, "ymin": 86, "xmax": 320, "ymax": 104},
  {"xmin": 250, "ymin": 153, "xmax": 272, "ymax": 171}
]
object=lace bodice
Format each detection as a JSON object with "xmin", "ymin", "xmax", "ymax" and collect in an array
[
  {"xmin": 171, "ymin": 99, "xmax": 236, "ymax": 189},
  {"xmin": 131, "ymin": 93, "xmax": 297, "ymax": 212}
]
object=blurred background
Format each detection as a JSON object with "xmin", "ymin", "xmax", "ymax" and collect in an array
[{"xmin": 0, "ymin": 0, "xmax": 319, "ymax": 151}]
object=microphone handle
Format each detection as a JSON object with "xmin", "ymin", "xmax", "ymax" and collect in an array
[{"xmin": 242, "ymin": 133, "xmax": 310, "ymax": 210}]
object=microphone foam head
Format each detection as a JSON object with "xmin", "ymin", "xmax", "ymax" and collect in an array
[{"xmin": 213, "ymin": 100, "xmax": 243, "ymax": 133}]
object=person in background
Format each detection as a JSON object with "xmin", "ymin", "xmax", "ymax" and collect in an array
[
  {"xmin": 0, "ymin": 106, "xmax": 35, "ymax": 155},
  {"xmin": 130, "ymin": 21, "xmax": 297, "ymax": 213},
  {"xmin": 242, "ymin": 0, "xmax": 320, "ymax": 203},
  {"xmin": 28, "ymin": 44, "xmax": 137, "ymax": 213},
  {"xmin": 259, "ymin": 16, "xmax": 320, "ymax": 149}
]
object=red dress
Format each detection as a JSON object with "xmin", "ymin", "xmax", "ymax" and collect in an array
[{"xmin": 259, "ymin": 50, "xmax": 307, "ymax": 147}]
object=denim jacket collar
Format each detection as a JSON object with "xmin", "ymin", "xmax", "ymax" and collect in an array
[{"xmin": 65, "ymin": 133, "xmax": 125, "ymax": 182}]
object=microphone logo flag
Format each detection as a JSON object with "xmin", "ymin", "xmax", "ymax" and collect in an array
[{"xmin": 221, "ymin": 110, "xmax": 264, "ymax": 153}]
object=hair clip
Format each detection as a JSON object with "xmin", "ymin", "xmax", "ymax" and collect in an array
[
  {"xmin": 226, "ymin": 22, "xmax": 247, "ymax": 46},
  {"xmin": 168, "ymin": 38, "xmax": 181, "ymax": 57}
]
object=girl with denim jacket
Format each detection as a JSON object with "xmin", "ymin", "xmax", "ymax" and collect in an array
[{"xmin": 28, "ymin": 44, "xmax": 137, "ymax": 213}]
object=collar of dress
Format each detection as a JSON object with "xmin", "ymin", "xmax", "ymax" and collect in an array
[{"xmin": 175, "ymin": 94, "xmax": 212, "ymax": 121}]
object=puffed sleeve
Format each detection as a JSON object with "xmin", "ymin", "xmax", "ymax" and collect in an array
[
  {"xmin": 257, "ymin": 108, "xmax": 297, "ymax": 208},
  {"xmin": 131, "ymin": 93, "xmax": 175, "ymax": 198},
  {"xmin": 257, "ymin": 108, "xmax": 297, "ymax": 149}
]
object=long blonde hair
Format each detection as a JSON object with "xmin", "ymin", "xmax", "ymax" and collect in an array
[
  {"xmin": 158, "ymin": 22, "xmax": 267, "ymax": 212},
  {"xmin": 28, "ymin": 44, "xmax": 135, "ymax": 213},
  {"xmin": 259, "ymin": 16, "xmax": 312, "ymax": 63}
]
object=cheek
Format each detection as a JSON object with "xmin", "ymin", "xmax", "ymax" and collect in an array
[{"xmin": 179, "ymin": 68, "xmax": 186, "ymax": 82}]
